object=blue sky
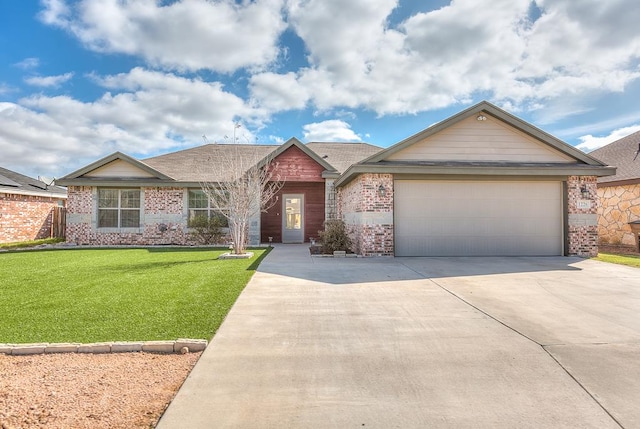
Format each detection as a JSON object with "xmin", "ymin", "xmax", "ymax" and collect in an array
[{"xmin": 1, "ymin": 0, "xmax": 640, "ymax": 179}]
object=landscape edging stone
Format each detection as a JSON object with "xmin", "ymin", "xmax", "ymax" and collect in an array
[{"xmin": 0, "ymin": 339, "xmax": 208, "ymax": 356}]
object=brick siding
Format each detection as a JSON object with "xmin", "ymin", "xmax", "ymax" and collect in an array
[
  {"xmin": 337, "ymin": 174, "xmax": 601, "ymax": 257},
  {"xmin": 0, "ymin": 193, "xmax": 64, "ymax": 243},
  {"xmin": 567, "ymin": 176, "xmax": 599, "ymax": 257},
  {"xmin": 338, "ymin": 173, "xmax": 394, "ymax": 256},
  {"xmin": 66, "ymin": 186, "xmax": 196, "ymax": 245}
]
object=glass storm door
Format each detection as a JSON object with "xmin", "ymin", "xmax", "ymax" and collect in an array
[{"xmin": 282, "ymin": 194, "xmax": 304, "ymax": 243}]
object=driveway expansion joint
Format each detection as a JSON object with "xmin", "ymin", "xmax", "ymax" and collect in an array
[{"xmin": 424, "ymin": 276, "xmax": 626, "ymax": 429}]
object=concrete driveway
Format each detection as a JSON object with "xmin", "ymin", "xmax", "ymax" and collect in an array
[{"xmin": 158, "ymin": 246, "xmax": 640, "ymax": 428}]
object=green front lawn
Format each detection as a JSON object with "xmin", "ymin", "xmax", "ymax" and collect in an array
[
  {"xmin": 0, "ymin": 247, "xmax": 268, "ymax": 343},
  {"xmin": 593, "ymin": 252, "xmax": 640, "ymax": 269}
]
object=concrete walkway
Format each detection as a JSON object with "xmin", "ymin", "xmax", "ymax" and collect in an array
[{"xmin": 158, "ymin": 245, "xmax": 640, "ymax": 428}]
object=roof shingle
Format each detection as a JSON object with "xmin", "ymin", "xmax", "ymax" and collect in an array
[
  {"xmin": 590, "ymin": 130, "xmax": 640, "ymax": 183},
  {"xmin": 143, "ymin": 142, "xmax": 383, "ymax": 181},
  {"xmin": 0, "ymin": 166, "xmax": 67, "ymax": 197}
]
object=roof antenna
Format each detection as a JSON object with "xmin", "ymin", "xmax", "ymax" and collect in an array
[
  {"xmin": 634, "ymin": 142, "xmax": 640, "ymax": 161},
  {"xmin": 38, "ymin": 176, "xmax": 55, "ymax": 189},
  {"xmin": 202, "ymin": 135, "xmax": 211, "ymax": 145}
]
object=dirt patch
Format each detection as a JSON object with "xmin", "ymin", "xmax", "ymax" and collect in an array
[{"xmin": 0, "ymin": 351, "xmax": 201, "ymax": 428}]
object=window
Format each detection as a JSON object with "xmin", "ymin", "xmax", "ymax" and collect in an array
[
  {"xmin": 188, "ymin": 189, "xmax": 229, "ymax": 227},
  {"xmin": 98, "ymin": 189, "xmax": 141, "ymax": 228}
]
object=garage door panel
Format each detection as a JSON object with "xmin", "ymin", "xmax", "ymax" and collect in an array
[{"xmin": 394, "ymin": 180, "xmax": 563, "ymax": 256}]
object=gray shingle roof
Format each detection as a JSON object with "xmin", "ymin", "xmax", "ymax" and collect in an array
[
  {"xmin": 305, "ymin": 142, "xmax": 383, "ymax": 174},
  {"xmin": 0, "ymin": 166, "xmax": 67, "ymax": 197},
  {"xmin": 589, "ymin": 130, "xmax": 640, "ymax": 184},
  {"xmin": 142, "ymin": 142, "xmax": 383, "ymax": 181},
  {"xmin": 143, "ymin": 144, "xmax": 278, "ymax": 182}
]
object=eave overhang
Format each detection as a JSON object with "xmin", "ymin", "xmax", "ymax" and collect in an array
[
  {"xmin": 255, "ymin": 137, "xmax": 337, "ymax": 174},
  {"xmin": 334, "ymin": 162, "xmax": 617, "ymax": 187},
  {"xmin": 360, "ymin": 101, "xmax": 607, "ymax": 167},
  {"xmin": 56, "ymin": 151, "xmax": 175, "ymax": 186}
]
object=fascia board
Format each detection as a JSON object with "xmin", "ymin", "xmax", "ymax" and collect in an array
[
  {"xmin": 334, "ymin": 163, "xmax": 617, "ymax": 187},
  {"xmin": 255, "ymin": 137, "xmax": 337, "ymax": 173},
  {"xmin": 362, "ymin": 101, "xmax": 605, "ymax": 166},
  {"xmin": 58, "ymin": 151, "xmax": 175, "ymax": 181}
]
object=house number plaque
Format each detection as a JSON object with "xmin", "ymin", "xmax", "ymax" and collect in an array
[{"xmin": 577, "ymin": 200, "xmax": 592, "ymax": 209}]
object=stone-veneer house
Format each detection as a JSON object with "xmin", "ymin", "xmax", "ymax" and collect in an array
[
  {"xmin": 0, "ymin": 166, "xmax": 67, "ymax": 243},
  {"xmin": 589, "ymin": 130, "xmax": 640, "ymax": 250},
  {"xmin": 57, "ymin": 101, "xmax": 615, "ymax": 257}
]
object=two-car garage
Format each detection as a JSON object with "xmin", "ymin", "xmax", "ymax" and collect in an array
[
  {"xmin": 335, "ymin": 101, "xmax": 614, "ymax": 258},
  {"xmin": 394, "ymin": 180, "xmax": 564, "ymax": 256}
]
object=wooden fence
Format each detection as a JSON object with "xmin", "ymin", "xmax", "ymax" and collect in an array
[{"xmin": 52, "ymin": 206, "xmax": 66, "ymax": 239}]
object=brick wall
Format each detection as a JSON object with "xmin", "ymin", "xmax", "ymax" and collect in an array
[
  {"xmin": 66, "ymin": 186, "xmax": 195, "ymax": 245},
  {"xmin": 0, "ymin": 193, "xmax": 64, "ymax": 243},
  {"xmin": 338, "ymin": 173, "xmax": 394, "ymax": 256},
  {"xmin": 597, "ymin": 183, "xmax": 640, "ymax": 246},
  {"xmin": 325, "ymin": 179, "xmax": 337, "ymax": 221},
  {"xmin": 335, "ymin": 174, "xmax": 601, "ymax": 258},
  {"xmin": 567, "ymin": 176, "xmax": 599, "ymax": 257}
]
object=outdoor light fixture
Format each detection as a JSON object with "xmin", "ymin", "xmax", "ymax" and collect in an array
[
  {"xmin": 580, "ymin": 184, "xmax": 590, "ymax": 199},
  {"xmin": 476, "ymin": 114, "xmax": 487, "ymax": 121},
  {"xmin": 378, "ymin": 184, "xmax": 387, "ymax": 197}
]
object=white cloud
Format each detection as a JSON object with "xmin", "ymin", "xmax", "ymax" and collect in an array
[
  {"xmin": 10, "ymin": 0, "xmax": 640, "ymax": 177},
  {"xmin": 39, "ymin": 0, "xmax": 287, "ymax": 73},
  {"xmin": 38, "ymin": 0, "xmax": 71, "ymax": 26},
  {"xmin": 302, "ymin": 120, "xmax": 362, "ymax": 142},
  {"xmin": 269, "ymin": 135, "xmax": 285, "ymax": 144},
  {"xmin": 0, "ymin": 83, "xmax": 13, "ymax": 95},
  {"xmin": 576, "ymin": 125, "xmax": 640, "ymax": 152},
  {"xmin": 0, "ymin": 68, "xmax": 263, "ymax": 177},
  {"xmin": 24, "ymin": 72, "xmax": 74, "ymax": 87},
  {"xmin": 248, "ymin": 0, "xmax": 640, "ymax": 119},
  {"xmin": 249, "ymin": 72, "xmax": 309, "ymax": 112},
  {"xmin": 555, "ymin": 110, "xmax": 640, "ymax": 138},
  {"xmin": 13, "ymin": 57, "xmax": 40, "ymax": 70}
]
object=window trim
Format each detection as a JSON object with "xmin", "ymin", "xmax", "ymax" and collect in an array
[
  {"xmin": 97, "ymin": 188, "xmax": 142, "ymax": 229},
  {"xmin": 187, "ymin": 189, "xmax": 229, "ymax": 228}
]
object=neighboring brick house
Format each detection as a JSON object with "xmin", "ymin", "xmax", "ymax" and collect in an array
[
  {"xmin": 0, "ymin": 167, "xmax": 67, "ymax": 243},
  {"xmin": 58, "ymin": 101, "xmax": 614, "ymax": 256},
  {"xmin": 589, "ymin": 130, "xmax": 640, "ymax": 249}
]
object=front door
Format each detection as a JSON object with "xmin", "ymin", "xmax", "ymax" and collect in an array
[{"xmin": 282, "ymin": 194, "xmax": 304, "ymax": 243}]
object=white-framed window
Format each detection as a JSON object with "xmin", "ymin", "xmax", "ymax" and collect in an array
[
  {"xmin": 98, "ymin": 188, "xmax": 141, "ymax": 228},
  {"xmin": 187, "ymin": 189, "xmax": 228, "ymax": 227}
]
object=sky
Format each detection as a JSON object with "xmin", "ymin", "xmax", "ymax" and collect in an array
[{"xmin": 1, "ymin": 0, "xmax": 640, "ymax": 180}]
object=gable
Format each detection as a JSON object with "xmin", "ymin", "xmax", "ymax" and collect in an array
[
  {"xmin": 386, "ymin": 115, "xmax": 575, "ymax": 163},
  {"xmin": 270, "ymin": 145, "xmax": 326, "ymax": 182},
  {"xmin": 84, "ymin": 159, "xmax": 157, "ymax": 178}
]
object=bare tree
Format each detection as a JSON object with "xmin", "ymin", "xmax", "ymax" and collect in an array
[{"xmin": 199, "ymin": 145, "xmax": 282, "ymax": 255}]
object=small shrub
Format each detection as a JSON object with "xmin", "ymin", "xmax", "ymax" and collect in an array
[
  {"xmin": 188, "ymin": 215, "xmax": 225, "ymax": 245},
  {"xmin": 318, "ymin": 220, "xmax": 352, "ymax": 254}
]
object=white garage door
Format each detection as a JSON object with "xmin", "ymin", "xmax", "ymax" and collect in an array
[{"xmin": 394, "ymin": 180, "xmax": 563, "ymax": 256}]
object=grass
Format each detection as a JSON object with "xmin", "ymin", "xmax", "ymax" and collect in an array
[
  {"xmin": 0, "ymin": 247, "xmax": 269, "ymax": 344},
  {"xmin": 0, "ymin": 237, "xmax": 64, "ymax": 249},
  {"xmin": 593, "ymin": 252, "xmax": 640, "ymax": 268}
]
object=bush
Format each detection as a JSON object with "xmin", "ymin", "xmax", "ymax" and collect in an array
[
  {"xmin": 188, "ymin": 215, "xmax": 225, "ymax": 245},
  {"xmin": 318, "ymin": 219, "xmax": 352, "ymax": 254}
]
